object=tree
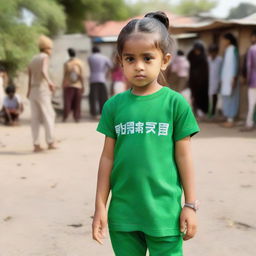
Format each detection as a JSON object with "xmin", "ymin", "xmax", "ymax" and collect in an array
[
  {"xmin": 127, "ymin": 0, "xmax": 217, "ymax": 17},
  {"xmin": 0, "ymin": 0, "xmax": 66, "ymax": 75},
  {"xmin": 127, "ymin": 0, "xmax": 173, "ymax": 16},
  {"xmin": 174, "ymin": 0, "xmax": 217, "ymax": 16},
  {"xmin": 228, "ymin": 3, "xmax": 256, "ymax": 19},
  {"xmin": 57, "ymin": 0, "xmax": 132, "ymax": 33}
]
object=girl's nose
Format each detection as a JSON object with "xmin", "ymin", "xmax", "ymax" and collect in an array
[{"xmin": 135, "ymin": 61, "xmax": 144, "ymax": 71}]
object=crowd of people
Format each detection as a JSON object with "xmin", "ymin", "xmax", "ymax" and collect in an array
[
  {"xmin": 167, "ymin": 30, "xmax": 256, "ymax": 131},
  {"xmin": 1, "ymin": 28, "xmax": 255, "ymax": 152}
]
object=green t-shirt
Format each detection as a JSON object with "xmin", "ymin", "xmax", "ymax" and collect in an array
[{"xmin": 97, "ymin": 86, "xmax": 200, "ymax": 236}]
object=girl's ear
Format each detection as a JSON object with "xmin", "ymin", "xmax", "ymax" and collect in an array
[{"xmin": 161, "ymin": 53, "xmax": 172, "ymax": 71}]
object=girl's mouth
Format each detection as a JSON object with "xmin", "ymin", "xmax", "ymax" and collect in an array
[{"xmin": 134, "ymin": 75, "xmax": 146, "ymax": 79}]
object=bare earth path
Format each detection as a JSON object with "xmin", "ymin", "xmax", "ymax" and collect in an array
[{"xmin": 0, "ymin": 117, "xmax": 256, "ymax": 256}]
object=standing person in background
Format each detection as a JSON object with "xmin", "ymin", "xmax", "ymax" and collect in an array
[
  {"xmin": 171, "ymin": 50, "xmax": 190, "ymax": 92},
  {"xmin": 88, "ymin": 46, "xmax": 112, "ymax": 119},
  {"xmin": 62, "ymin": 48, "xmax": 85, "ymax": 122},
  {"xmin": 220, "ymin": 33, "xmax": 240, "ymax": 128},
  {"xmin": 208, "ymin": 44, "xmax": 222, "ymax": 118},
  {"xmin": 241, "ymin": 30, "xmax": 256, "ymax": 131},
  {"xmin": 188, "ymin": 41, "xmax": 209, "ymax": 119},
  {"xmin": 27, "ymin": 35, "xmax": 57, "ymax": 153}
]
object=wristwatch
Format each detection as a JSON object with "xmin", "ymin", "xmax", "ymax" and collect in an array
[{"xmin": 184, "ymin": 200, "xmax": 200, "ymax": 212}]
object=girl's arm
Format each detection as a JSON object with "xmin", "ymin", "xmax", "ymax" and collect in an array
[
  {"xmin": 175, "ymin": 136, "xmax": 197, "ymax": 241},
  {"xmin": 92, "ymin": 136, "xmax": 115, "ymax": 244}
]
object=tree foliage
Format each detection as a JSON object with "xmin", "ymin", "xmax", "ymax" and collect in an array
[
  {"xmin": 58, "ymin": 0, "xmax": 131, "ymax": 33},
  {"xmin": 0, "ymin": 0, "xmax": 66, "ymax": 75},
  {"xmin": 174, "ymin": 0, "xmax": 217, "ymax": 16},
  {"xmin": 126, "ymin": 0, "xmax": 217, "ymax": 17},
  {"xmin": 228, "ymin": 3, "xmax": 256, "ymax": 19}
]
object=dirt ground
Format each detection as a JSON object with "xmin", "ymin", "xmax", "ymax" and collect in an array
[{"xmin": 0, "ymin": 102, "xmax": 256, "ymax": 256}]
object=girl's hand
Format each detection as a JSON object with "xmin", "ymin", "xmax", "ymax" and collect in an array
[
  {"xmin": 92, "ymin": 206, "xmax": 108, "ymax": 244},
  {"xmin": 180, "ymin": 206, "xmax": 197, "ymax": 241}
]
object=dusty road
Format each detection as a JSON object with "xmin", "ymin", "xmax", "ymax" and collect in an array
[{"xmin": 0, "ymin": 113, "xmax": 256, "ymax": 256}]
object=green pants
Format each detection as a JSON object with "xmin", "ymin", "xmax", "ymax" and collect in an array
[{"xmin": 109, "ymin": 231, "xmax": 183, "ymax": 256}]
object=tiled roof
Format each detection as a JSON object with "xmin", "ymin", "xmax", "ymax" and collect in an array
[{"xmin": 84, "ymin": 12, "xmax": 197, "ymax": 37}]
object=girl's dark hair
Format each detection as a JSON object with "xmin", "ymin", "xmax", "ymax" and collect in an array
[
  {"xmin": 117, "ymin": 11, "xmax": 175, "ymax": 56},
  {"xmin": 223, "ymin": 33, "xmax": 238, "ymax": 47}
]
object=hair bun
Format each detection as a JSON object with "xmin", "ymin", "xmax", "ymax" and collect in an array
[{"xmin": 144, "ymin": 11, "xmax": 169, "ymax": 29}]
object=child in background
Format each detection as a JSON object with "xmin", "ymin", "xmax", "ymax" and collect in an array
[
  {"xmin": 92, "ymin": 11, "xmax": 200, "ymax": 256},
  {"xmin": 208, "ymin": 44, "xmax": 222, "ymax": 118},
  {"xmin": 2, "ymin": 85, "xmax": 23, "ymax": 125},
  {"xmin": 171, "ymin": 50, "xmax": 190, "ymax": 92}
]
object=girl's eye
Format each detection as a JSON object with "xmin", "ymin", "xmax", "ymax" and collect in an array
[
  {"xmin": 125, "ymin": 57, "xmax": 134, "ymax": 62},
  {"xmin": 144, "ymin": 56, "xmax": 153, "ymax": 62}
]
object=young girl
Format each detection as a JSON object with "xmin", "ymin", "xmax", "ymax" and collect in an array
[{"xmin": 92, "ymin": 11, "xmax": 200, "ymax": 255}]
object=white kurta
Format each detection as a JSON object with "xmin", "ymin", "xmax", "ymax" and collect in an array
[
  {"xmin": 221, "ymin": 45, "xmax": 237, "ymax": 96},
  {"xmin": 28, "ymin": 53, "xmax": 55, "ymax": 145},
  {"xmin": 208, "ymin": 56, "xmax": 222, "ymax": 95},
  {"xmin": 221, "ymin": 45, "xmax": 240, "ymax": 119}
]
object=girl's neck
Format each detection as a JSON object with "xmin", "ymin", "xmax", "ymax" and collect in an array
[{"xmin": 131, "ymin": 81, "xmax": 162, "ymax": 96}]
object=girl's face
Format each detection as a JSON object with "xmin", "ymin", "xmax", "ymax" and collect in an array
[{"xmin": 120, "ymin": 33, "xmax": 171, "ymax": 89}]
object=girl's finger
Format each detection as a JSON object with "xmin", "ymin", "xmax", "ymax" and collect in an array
[
  {"xmin": 183, "ymin": 222, "xmax": 195, "ymax": 240},
  {"xmin": 92, "ymin": 225, "xmax": 104, "ymax": 244},
  {"xmin": 180, "ymin": 218, "xmax": 187, "ymax": 233}
]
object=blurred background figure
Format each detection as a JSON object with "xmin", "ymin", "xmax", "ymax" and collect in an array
[
  {"xmin": 62, "ymin": 48, "xmax": 85, "ymax": 122},
  {"xmin": 220, "ymin": 33, "xmax": 240, "ymax": 128},
  {"xmin": 27, "ymin": 35, "xmax": 57, "ymax": 152},
  {"xmin": 111, "ymin": 52, "xmax": 127, "ymax": 95},
  {"xmin": 241, "ymin": 30, "xmax": 256, "ymax": 132},
  {"xmin": 208, "ymin": 44, "xmax": 222, "ymax": 119},
  {"xmin": 88, "ymin": 46, "xmax": 112, "ymax": 119},
  {"xmin": 2, "ymin": 85, "xmax": 23, "ymax": 126},
  {"xmin": 171, "ymin": 49, "xmax": 190, "ymax": 93},
  {"xmin": 188, "ymin": 41, "xmax": 209, "ymax": 119},
  {"xmin": 0, "ymin": 66, "xmax": 6, "ymax": 111}
]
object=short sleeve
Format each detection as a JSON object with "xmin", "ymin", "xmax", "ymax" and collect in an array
[
  {"xmin": 3, "ymin": 96, "xmax": 8, "ymax": 107},
  {"xmin": 173, "ymin": 95, "xmax": 200, "ymax": 142},
  {"xmin": 16, "ymin": 94, "xmax": 22, "ymax": 104},
  {"xmin": 96, "ymin": 99, "xmax": 116, "ymax": 139}
]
